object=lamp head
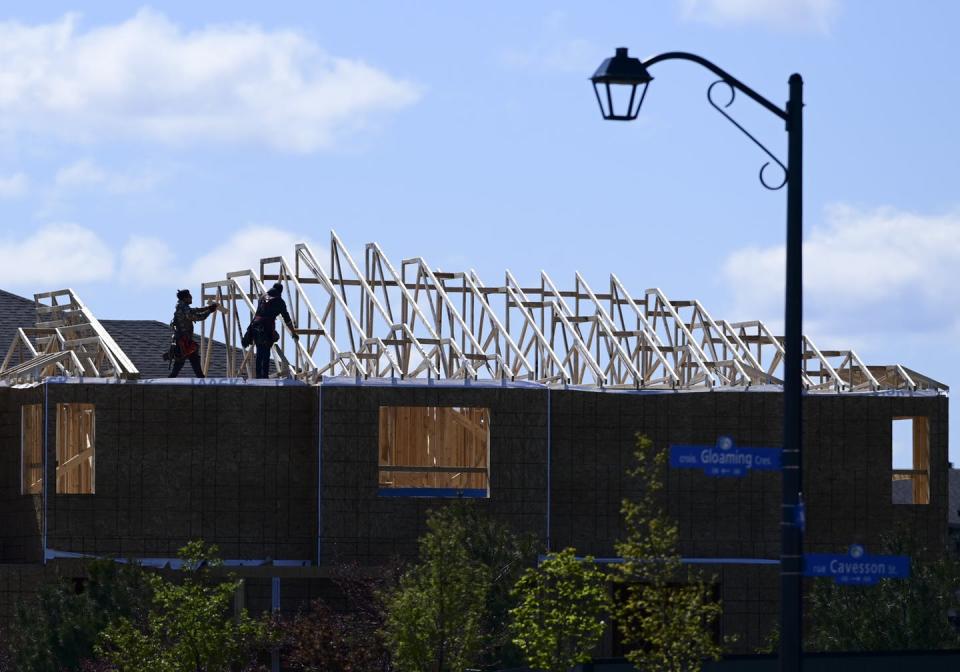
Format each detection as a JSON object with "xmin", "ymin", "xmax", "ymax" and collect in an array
[{"xmin": 590, "ymin": 47, "xmax": 652, "ymax": 121}]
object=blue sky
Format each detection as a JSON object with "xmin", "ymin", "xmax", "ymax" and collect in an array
[{"xmin": 0, "ymin": 1, "xmax": 957, "ymax": 462}]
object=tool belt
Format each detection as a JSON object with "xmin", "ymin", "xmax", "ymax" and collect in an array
[{"xmin": 242, "ymin": 320, "xmax": 279, "ymax": 348}]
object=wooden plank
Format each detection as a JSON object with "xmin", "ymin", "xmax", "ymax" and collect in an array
[
  {"xmin": 378, "ymin": 405, "xmax": 489, "ymax": 491},
  {"xmin": 21, "ymin": 404, "xmax": 43, "ymax": 494},
  {"xmin": 55, "ymin": 403, "xmax": 95, "ymax": 494},
  {"xmin": 913, "ymin": 417, "xmax": 930, "ymax": 505},
  {"xmin": 379, "ymin": 465, "xmax": 487, "ymax": 474}
]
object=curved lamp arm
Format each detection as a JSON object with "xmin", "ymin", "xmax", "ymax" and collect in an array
[
  {"xmin": 643, "ymin": 51, "xmax": 788, "ymax": 122},
  {"xmin": 643, "ymin": 51, "xmax": 791, "ymax": 189}
]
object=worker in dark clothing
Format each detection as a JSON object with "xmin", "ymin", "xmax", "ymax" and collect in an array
[
  {"xmin": 167, "ymin": 289, "xmax": 218, "ymax": 378},
  {"xmin": 242, "ymin": 282, "xmax": 298, "ymax": 379}
]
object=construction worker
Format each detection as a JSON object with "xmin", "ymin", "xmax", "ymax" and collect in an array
[
  {"xmin": 243, "ymin": 282, "xmax": 298, "ymax": 379},
  {"xmin": 167, "ymin": 289, "xmax": 218, "ymax": 378}
]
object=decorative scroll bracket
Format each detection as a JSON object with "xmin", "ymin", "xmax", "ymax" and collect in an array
[{"xmin": 707, "ymin": 79, "xmax": 789, "ymax": 191}]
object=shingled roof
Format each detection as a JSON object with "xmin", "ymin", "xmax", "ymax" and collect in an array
[
  {"xmin": 0, "ymin": 290, "xmax": 240, "ymax": 379},
  {"xmin": 100, "ymin": 318, "xmax": 242, "ymax": 379},
  {"xmin": 0, "ymin": 289, "xmax": 37, "ymax": 358}
]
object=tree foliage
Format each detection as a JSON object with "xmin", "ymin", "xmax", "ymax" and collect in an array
[
  {"xmin": 509, "ymin": 547, "xmax": 611, "ymax": 672},
  {"xmin": 614, "ymin": 433, "xmax": 723, "ymax": 672},
  {"xmin": 383, "ymin": 509, "xmax": 490, "ymax": 672},
  {"xmin": 278, "ymin": 565, "xmax": 393, "ymax": 672},
  {"xmin": 807, "ymin": 534, "xmax": 960, "ymax": 651},
  {"xmin": 7, "ymin": 558, "xmax": 153, "ymax": 672},
  {"xmin": 434, "ymin": 501, "xmax": 539, "ymax": 667},
  {"xmin": 96, "ymin": 541, "xmax": 270, "ymax": 672},
  {"xmin": 383, "ymin": 503, "xmax": 535, "ymax": 672}
]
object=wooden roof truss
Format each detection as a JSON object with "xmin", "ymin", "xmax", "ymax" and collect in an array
[
  {"xmin": 194, "ymin": 232, "xmax": 941, "ymax": 393},
  {"xmin": 0, "ymin": 289, "xmax": 139, "ymax": 383}
]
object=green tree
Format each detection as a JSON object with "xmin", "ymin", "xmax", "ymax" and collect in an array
[
  {"xmin": 807, "ymin": 534, "xmax": 960, "ymax": 651},
  {"xmin": 614, "ymin": 433, "xmax": 723, "ymax": 672},
  {"xmin": 427, "ymin": 502, "xmax": 538, "ymax": 667},
  {"xmin": 7, "ymin": 558, "xmax": 153, "ymax": 672},
  {"xmin": 509, "ymin": 547, "xmax": 611, "ymax": 672},
  {"xmin": 96, "ymin": 541, "xmax": 270, "ymax": 672},
  {"xmin": 383, "ymin": 506, "xmax": 493, "ymax": 672}
]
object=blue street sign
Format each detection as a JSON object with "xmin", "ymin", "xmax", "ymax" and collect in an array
[
  {"xmin": 804, "ymin": 545, "xmax": 911, "ymax": 585},
  {"xmin": 795, "ymin": 497, "xmax": 806, "ymax": 534},
  {"xmin": 669, "ymin": 436, "xmax": 782, "ymax": 477}
]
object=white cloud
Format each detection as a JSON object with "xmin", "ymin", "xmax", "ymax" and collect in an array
[
  {"xmin": 722, "ymin": 204, "xmax": 960, "ymax": 344},
  {"xmin": 0, "ymin": 222, "xmax": 321, "ymax": 290},
  {"xmin": 119, "ymin": 225, "xmax": 320, "ymax": 287},
  {"xmin": 499, "ymin": 10, "xmax": 598, "ymax": 74},
  {"xmin": 0, "ymin": 10, "xmax": 420, "ymax": 152},
  {"xmin": 0, "ymin": 223, "xmax": 113, "ymax": 285},
  {"xmin": 0, "ymin": 172, "xmax": 27, "ymax": 198},
  {"xmin": 680, "ymin": 0, "xmax": 839, "ymax": 32},
  {"xmin": 55, "ymin": 158, "xmax": 159, "ymax": 193},
  {"xmin": 119, "ymin": 235, "xmax": 177, "ymax": 285},
  {"xmin": 185, "ymin": 226, "xmax": 318, "ymax": 283}
]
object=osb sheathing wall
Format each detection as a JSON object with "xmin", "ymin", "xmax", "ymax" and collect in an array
[
  {"xmin": 39, "ymin": 383, "xmax": 318, "ymax": 561},
  {"xmin": 319, "ymin": 386, "xmax": 549, "ymax": 566},
  {"xmin": 0, "ymin": 382, "xmax": 947, "ymax": 653},
  {"xmin": 550, "ymin": 391, "xmax": 948, "ymax": 561},
  {"xmin": 548, "ymin": 390, "xmax": 948, "ymax": 650},
  {"xmin": 0, "ymin": 386, "xmax": 44, "ymax": 563},
  {"xmin": 8, "ymin": 384, "xmax": 945, "ymax": 568}
]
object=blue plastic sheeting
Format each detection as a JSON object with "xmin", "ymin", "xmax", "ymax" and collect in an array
[
  {"xmin": 378, "ymin": 487, "xmax": 488, "ymax": 498},
  {"xmin": 318, "ymin": 375, "xmax": 546, "ymax": 389},
  {"xmin": 313, "ymin": 375, "xmax": 945, "ymax": 397},
  {"xmin": 44, "ymin": 548, "xmax": 312, "ymax": 568},
  {"xmin": 24, "ymin": 374, "xmax": 943, "ymax": 396},
  {"xmin": 42, "ymin": 376, "xmax": 308, "ymax": 387},
  {"xmin": 539, "ymin": 555, "xmax": 780, "ymax": 566}
]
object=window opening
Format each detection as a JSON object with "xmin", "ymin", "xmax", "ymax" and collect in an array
[
  {"xmin": 56, "ymin": 403, "xmax": 96, "ymax": 494},
  {"xmin": 21, "ymin": 404, "xmax": 43, "ymax": 495},
  {"xmin": 892, "ymin": 416, "xmax": 929, "ymax": 505},
  {"xmin": 378, "ymin": 406, "xmax": 490, "ymax": 497}
]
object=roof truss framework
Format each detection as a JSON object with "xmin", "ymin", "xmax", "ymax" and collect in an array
[
  {"xmin": 0, "ymin": 234, "xmax": 939, "ymax": 392},
  {"xmin": 0, "ymin": 289, "xmax": 139, "ymax": 383},
  {"xmin": 191, "ymin": 231, "xmax": 940, "ymax": 393}
]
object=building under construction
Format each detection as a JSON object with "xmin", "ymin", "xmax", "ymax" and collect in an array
[{"xmin": 0, "ymin": 232, "xmax": 949, "ymax": 652}]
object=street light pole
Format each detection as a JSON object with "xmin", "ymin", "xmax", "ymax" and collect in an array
[
  {"xmin": 781, "ymin": 72, "xmax": 804, "ymax": 672},
  {"xmin": 589, "ymin": 49, "xmax": 804, "ymax": 672}
]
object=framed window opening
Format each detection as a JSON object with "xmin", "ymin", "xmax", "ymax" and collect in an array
[
  {"xmin": 891, "ymin": 416, "xmax": 929, "ymax": 505},
  {"xmin": 21, "ymin": 404, "xmax": 43, "ymax": 495},
  {"xmin": 378, "ymin": 406, "xmax": 490, "ymax": 498}
]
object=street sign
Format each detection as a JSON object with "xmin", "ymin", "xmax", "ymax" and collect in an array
[
  {"xmin": 804, "ymin": 545, "xmax": 910, "ymax": 585},
  {"xmin": 795, "ymin": 496, "xmax": 806, "ymax": 534},
  {"xmin": 669, "ymin": 436, "xmax": 782, "ymax": 477}
]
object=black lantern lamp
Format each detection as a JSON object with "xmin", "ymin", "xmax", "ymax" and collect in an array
[{"xmin": 590, "ymin": 47, "xmax": 653, "ymax": 120}]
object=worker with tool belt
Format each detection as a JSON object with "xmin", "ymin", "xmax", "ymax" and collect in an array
[
  {"xmin": 166, "ymin": 289, "xmax": 218, "ymax": 378},
  {"xmin": 242, "ymin": 282, "xmax": 299, "ymax": 379}
]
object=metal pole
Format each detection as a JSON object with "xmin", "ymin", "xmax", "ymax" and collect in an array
[
  {"xmin": 271, "ymin": 576, "xmax": 281, "ymax": 672},
  {"xmin": 780, "ymin": 72, "xmax": 804, "ymax": 672}
]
